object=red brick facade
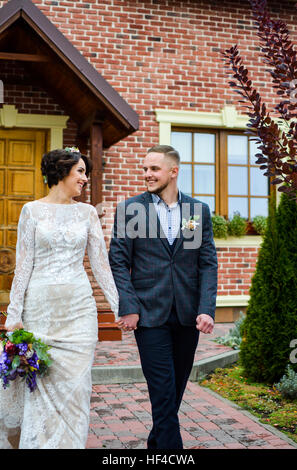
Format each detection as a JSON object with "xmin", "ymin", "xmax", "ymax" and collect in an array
[
  {"xmin": 0, "ymin": 0, "xmax": 296, "ymax": 317},
  {"xmin": 217, "ymin": 246, "xmax": 258, "ymax": 297}
]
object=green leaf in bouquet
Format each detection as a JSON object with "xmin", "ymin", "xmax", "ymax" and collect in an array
[
  {"xmin": 38, "ymin": 362, "xmax": 50, "ymax": 377},
  {"xmin": 33, "ymin": 340, "xmax": 52, "ymax": 366},
  {"xmin": 10, "ymin": 329, "xmax": 34, "ymax": 344},
  {"xmin": 11, "ymin": 355, "xmax": 21, "ymax": 369}
]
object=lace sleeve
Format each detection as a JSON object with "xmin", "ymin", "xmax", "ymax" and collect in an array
[
  {"xmin": 5, "ymin": 204, "xmax": 35, "ymax": 329},
  {"xmin": 87, "ymin": 206, "xmax": 119, "ymax": 318}
]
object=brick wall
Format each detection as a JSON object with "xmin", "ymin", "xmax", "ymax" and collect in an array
[
  {"xmin": 216, "ymin": 246, "xmax": 259, "ymax": 296},
  {"xmin": 0, "ymin": 0, "xmax": 296, "ymax": 307},
  {"xmin": 0, "ymin": 59, "xmax": 63, "ymax": 115}
]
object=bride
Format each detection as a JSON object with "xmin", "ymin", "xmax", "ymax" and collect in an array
[{"xmin": 0, "ymin": 147, "xmax": 119, "ymax": 449}]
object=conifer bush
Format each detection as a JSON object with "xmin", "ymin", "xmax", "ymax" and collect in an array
[{"xmin": 240, "ymin": 193, "xmax": 297, "ymax": 383}]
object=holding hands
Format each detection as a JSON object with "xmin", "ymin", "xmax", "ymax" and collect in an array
[
  {"xmin": 117, "ymin": 314, "xmax": 139, "ymax": 332},
  {"xmin": 117, "ymin": 313, "xmax": 214, "ymax": 335}
]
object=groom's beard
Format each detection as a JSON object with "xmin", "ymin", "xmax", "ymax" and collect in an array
[{"xmin": 145, "ymin": 179, "xmax": 171, "ymax": 195}]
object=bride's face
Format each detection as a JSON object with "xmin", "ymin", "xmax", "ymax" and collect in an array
[{"xmin": 62, "ymin": 158, "xmax": 88, "ymax": 196}]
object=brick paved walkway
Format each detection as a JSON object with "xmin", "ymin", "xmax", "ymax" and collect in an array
[
  {"xmin": 87, "ymin": 382, "xmax": 296, "ymax": 450},
  {"xmin": 93, "ymin": 322, "xmax": 233, "ymax": 367},
  {"xmin": 87, "ymin": 324, "xmax": 297, "ymax": 450}
]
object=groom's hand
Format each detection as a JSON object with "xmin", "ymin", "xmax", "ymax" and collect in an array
[
  {"xmin": 117, "ymin": 314, "xmax": 139, "ymax": 332},
  {"xmin": 196, "ymin": 314, "xmax": 214, "ymax": 334}
]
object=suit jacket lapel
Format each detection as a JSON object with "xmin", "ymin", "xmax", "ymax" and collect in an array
[
  {"xmin": 142, "ymin": 192, "xmax": 172, "ymax": 257},
  {"xmin": 172, "ymin": 192, "xmax": 196, "ymax": 257},
  {"xmin": 172, "ymin": 194, "xmax": 185, "ymax": 257}
]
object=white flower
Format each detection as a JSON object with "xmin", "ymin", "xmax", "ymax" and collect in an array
[
  {"xmin": 25, "ymin": 349, "xmax": 34, "ymax": 359},
  {"xmin": 181, "ymin": 215, "xmax": 200, "ymax": 231},
  {"xmin": 65, "ymin": 146, "xmax": 80, "ymax": 153}
]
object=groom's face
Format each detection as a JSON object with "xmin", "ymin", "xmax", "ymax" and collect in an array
[{"xmin": 143, "ymin": 152, "xmax": 177, "ymax": 194}]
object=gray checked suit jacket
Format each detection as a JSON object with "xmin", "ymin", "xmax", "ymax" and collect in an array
[{"xmin": 108, "ymin": 191, "xmax": 218, "ymax": 327}]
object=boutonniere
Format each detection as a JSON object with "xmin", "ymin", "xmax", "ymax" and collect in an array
[{"xmin": 181, "ymin": 215, "xmax": 200, "ymax": 231}]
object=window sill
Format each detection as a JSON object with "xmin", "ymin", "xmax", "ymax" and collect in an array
[
  {"xmin": 216, "ymin": 295, "xmax": 250, "ymax": 307},
  {"xmin": 214, "ymin": 235, "xmax": 262, "ymax": 247}
]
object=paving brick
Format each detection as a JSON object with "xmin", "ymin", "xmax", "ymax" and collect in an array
[
  {"xmin": 208, "ymin": 429, "xmax": 238, "ymax": 443},
  {"xmin": 189, "ymin": 428, "xmax": 209, "ymax": 438},
  {"xmin": 224, "ymin": 442, "xmax": 246, "ymax": 449},
  {"xmin": 198, "ymin": 420, "xmax": 221, "ymax": 431},
  {"xmin": 86, "ymin": 434, "xmax": 101, "ymax": 449}
]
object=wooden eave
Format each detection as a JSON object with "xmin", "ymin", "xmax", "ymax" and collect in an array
[{"xmin": 0, "ymin": 0, "xmax": 139, "ymax": 148}]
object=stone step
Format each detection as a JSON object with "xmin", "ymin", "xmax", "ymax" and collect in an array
[{"xmin": 98, "ymin": 312, "xmax": 122, "ymax": 341}]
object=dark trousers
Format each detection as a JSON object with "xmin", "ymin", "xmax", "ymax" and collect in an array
[{"xmin": 134, "ymin": 305, "xmax": 199, "ymax": 449}]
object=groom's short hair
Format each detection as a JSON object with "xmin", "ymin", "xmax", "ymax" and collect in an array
[{"xmin": 147, "ymin": 145, "xmax": 180, "ymax": 166}]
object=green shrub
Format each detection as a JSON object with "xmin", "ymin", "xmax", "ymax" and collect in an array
[
  {"xmin": 214, "ymin": 312, "xmax": 245, "ymax": 350},
  {"xmin": 240, "ymin": 193, "xmax": 297, "ymax": 383},
  {"xmin": 252, "ymin": 215, "xmax": 267, "ymax": 235},
  {"xmin": 212, "ymin": 214, "xmax": 228, "ymax": 239},
  {"xmin": 227, "ymin": 212, "xmax": 247, "ymax": 237},
  {"xmin": 275, "ymin": 365, "xmax": 297, "ymax": 400}
]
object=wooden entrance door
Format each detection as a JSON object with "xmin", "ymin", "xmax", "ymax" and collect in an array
[{"xmin": 0, "ymin": 129, "xmax": 47, "ymax": 309}]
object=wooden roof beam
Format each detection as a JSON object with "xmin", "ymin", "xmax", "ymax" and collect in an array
[{"xmin": 0, "ymin": 52, "xmax": 50, "ymax": 62}]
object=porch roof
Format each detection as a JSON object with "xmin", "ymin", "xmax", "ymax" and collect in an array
[{"xmin": 0, "ymin": 0, "xmax": 139, "ymax": 148}]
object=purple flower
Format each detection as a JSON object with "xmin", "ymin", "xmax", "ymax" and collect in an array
[
  {"xmin": 17, "ymin": 342, "xmax": 28, "ymax": 355},
  {"xmin": 2, "ymin": 375, "xmax": 9, "ymax": 389},
  {"xmin": 0, "ymin": 363, "xmax": 9, "ymax": 375},
  {"xmin": 26, "ymin": 372, "xmax": 37, "ymax": 392},
  {"xmin": 8, "ymin": 370, "xmax": 17, "ymax": 380},
  {"xmin": 0, "ymin": 351, "xmax": 10, "ymax": 375},
  {"xmin": 17, "ymin": 367, "xmax": 26, "ymax": 377},
  {"xmin": 27, "ymin": 352, "xmax": 39, "ymax": 370},
  {"xmin": 0, "ymin": 351, "xmax": 10, "ymax": 364}
]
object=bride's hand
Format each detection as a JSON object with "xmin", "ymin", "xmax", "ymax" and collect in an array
[{"xmin": 4, "ymin": 322, "xmax": 24, "ymax": 332}]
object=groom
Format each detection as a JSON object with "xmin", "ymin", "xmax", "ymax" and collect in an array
[{"xmin": 109, "ymin": 145, "xmax": 217, "ymax": 449}]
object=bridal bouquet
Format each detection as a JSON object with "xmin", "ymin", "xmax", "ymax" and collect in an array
[{"xmin": 0, "ymin": 323, "xmax": 52, "ymax": 393}]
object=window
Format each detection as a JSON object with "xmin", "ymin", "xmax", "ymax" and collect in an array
[{"xmin": 171, "ymin": 128, "xmax": 270, "ymax": 220}]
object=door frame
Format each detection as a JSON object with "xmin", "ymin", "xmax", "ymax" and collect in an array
[{"xmin": 0, "ymin": 105, "xmax": 68, "ymax": 150}]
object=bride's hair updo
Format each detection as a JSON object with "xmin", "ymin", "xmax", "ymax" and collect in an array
[{"xmin": 41, "ymin": 149, "xmax": 92, "ymax": 188}]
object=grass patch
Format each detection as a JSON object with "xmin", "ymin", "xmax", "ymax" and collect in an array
[{"xmin": 199, "ymin": 364, "xmax": 297, "ymax": 444}]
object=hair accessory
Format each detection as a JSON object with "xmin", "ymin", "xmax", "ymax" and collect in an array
[
  {"xmin": 65, "ymin": 146, "xmax": 80, "ymax": 153},
  {"xmin": 43, "ymin": 175, "xmax": 48, "ymax": 184}
]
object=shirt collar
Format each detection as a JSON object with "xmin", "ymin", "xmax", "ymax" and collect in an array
[{"xmin": 152, "ymin": 190, "xmax": 181, "ymax": 207}]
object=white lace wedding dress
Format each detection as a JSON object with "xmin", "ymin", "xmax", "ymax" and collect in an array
[{"xmin": 0, "ymin": 200, "xmax": 119, "ymax": 449}]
